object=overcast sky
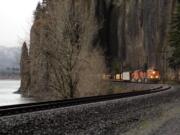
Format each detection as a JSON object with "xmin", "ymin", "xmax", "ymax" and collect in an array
[{"xmin": 0, "ymin": 0, "xmax": 42, "ymax": 47}]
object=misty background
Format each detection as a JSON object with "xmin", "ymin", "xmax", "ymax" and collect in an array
[
  {"xmin": 0, "ymin": 46, "xmax": 20, "ymax": 78},
  {"xmin": 0, "ymin": 0, "xmax": 41, "ymax": 79}
]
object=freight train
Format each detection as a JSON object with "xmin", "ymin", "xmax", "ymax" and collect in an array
[{"xmin": 103, "ymin": 68, "xmax": 161, "ymax": 83}]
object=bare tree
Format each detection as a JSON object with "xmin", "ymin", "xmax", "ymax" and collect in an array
[
  {"xmin": 39, "ymin": 0, "xmax": 109, "ymax": 99},
  {"xmin": 76, "ymin": 48, "xmax": 109, "ymax": 97}
]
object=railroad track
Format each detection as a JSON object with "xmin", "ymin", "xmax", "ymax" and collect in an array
[
  {"xmin": 0, "ymin": 85, "xmax": 171, "ymax": 117},
  {"xmin": 112, "ymin": 80, "xmax": 161, "ymax": 84}
]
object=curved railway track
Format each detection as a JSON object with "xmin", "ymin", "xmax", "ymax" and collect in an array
[
  {"xmin": 112, "ymin": 80, "xmax": 161, "ymax": 84},
  {"xmin": 0, "ymin": 85, "xmax": 171, "ymax": 117}
]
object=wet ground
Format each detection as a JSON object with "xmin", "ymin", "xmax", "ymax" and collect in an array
[
  {"xmin": 152, "ymin": 117, "xmax": 180, "ymax": 135},
  {"xmin": 122, "ymin": 86, "xmax": 180, "ymax": 135}
]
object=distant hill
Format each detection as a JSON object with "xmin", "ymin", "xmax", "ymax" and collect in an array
[{"xmin": 0, "ymin": 46, "xmax": 21, "ymax": 79}]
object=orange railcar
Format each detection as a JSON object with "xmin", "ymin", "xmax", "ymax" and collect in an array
[{"xmin": 131, "ymin": 70, "xmax": 146, "ymax": 82}]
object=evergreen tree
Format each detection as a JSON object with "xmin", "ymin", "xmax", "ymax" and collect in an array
[
  {"xmin": 34, "ymin": 2, "xmax": 42, "ymax": 20},
  {"xmin": 168, "ymin": 0, "xmax": 180, "ymax": 75}
]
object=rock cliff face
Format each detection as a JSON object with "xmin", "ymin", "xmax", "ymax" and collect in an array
[
  {"xmin": 97, "ymin": 0, "xmax": 175, "ymax": 70},
  {"xmin": 21, "ymin": 0, "xmax": 176, "ymax": 99}
]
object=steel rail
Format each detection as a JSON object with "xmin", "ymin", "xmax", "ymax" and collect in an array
[
  {"xmin": 0, "ymin": 86, "xmax": 171, "ymax": 117},
  {"xmin": 112, "ymin": 80, "xmax": 162, "ymax": 84}
]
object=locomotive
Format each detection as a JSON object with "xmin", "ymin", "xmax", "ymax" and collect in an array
[
  {"xmin": 130, "ymin": 68, "xmax": 160, "ymax": 83},
  {"xmin": 103, "ymin": 68, "xmax": 161, "ymax": 83}
]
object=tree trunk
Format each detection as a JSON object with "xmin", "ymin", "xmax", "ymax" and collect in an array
[{"xmin": 175, "ymin": 68, "xmax": 179, "ymax": 82}]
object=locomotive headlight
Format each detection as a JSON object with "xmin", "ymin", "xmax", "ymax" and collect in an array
[
  {"xmin": 152, "ymin": 71, "xmax": 156, "ymax": 74},
  {"xmin": 155, "ymin": 76, "xmax": 159, "ymax": 79},
  {"xmin": 150, "ymin": 76, "xmax": 154, "ymax": 79}
]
